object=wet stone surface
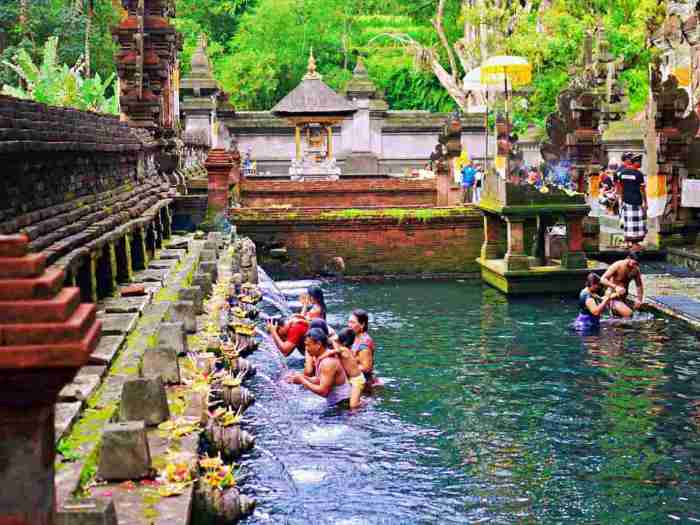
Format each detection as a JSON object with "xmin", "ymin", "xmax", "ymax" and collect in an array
[
  {"xmin": 55, "ymin": 402, "xmax": 82, "ymax": 444},
  {"xmin": 99, "ymin": 296, "xmax": 150, "ymax": 315},
  {"xmin": 89, "ymin": 334, "xmax": 126, "ymax": 365},
  {"xmin": 133, "ymin": 269, "xmax": 169, "ymax": 283},
  {"xmin": 58, "ymin": 374, "xmax": 102, "ymax": 403},
  {"xmin": 97, "ymin": 313, "xmax": 139, "ymax": 335}
]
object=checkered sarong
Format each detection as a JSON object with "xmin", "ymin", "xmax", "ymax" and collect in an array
[{"xmin": 620, "ymin": 202, "xmax": 647, "ymax": 242}]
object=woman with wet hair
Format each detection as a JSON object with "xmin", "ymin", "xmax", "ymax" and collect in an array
[
  {"xmin": 348, "ymin": 309, "xmax": 375, "ymax": 389},
  {"xmin": 574, "ymin": 273, "xmax": 615, "ymax": 330},
  {"xmin": 299, "ymin": 285, "xmax": 327, "ymax": 320}
]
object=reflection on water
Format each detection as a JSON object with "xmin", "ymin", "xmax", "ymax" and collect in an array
[{"xmin": 234, "ymin": 280, "xmax": 700, "ymax": 524}]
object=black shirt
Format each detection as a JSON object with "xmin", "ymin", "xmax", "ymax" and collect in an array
[{"xmin": 618, "ymin": 168, "xmax": 645, "ymax": 206}]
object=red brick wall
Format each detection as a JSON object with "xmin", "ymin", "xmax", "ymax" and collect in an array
[
  {"xmin": 240, "ymin": 178, "xmax": 437, "ymax": 208},
  {"xmin": 233, "ymin": 206, "xmax": 483, "ymax": 278}
]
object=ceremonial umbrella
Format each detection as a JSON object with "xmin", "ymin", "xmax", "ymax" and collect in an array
[
  {"xmin": 464, "ymin": 67, "xmax": 507, "ymax": 165},
  {"xmin": 480, "ymin": 56, "xmax": 532, "ymax": 176},
  {"xmin": 480, "ymin": 55, "xmax": 532, "ymax": 121}
]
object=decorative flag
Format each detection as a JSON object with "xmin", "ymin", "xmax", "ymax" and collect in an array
[
  {"xmin": 588, "ymin": 173, "xmax": 600, "ymax": 217},
  {"xmin": 495, "ymin": 156, "xmax": 506, "ymax": 178},
  {"xmin": 455, "ymin": 150, "xmax": 470, "ymax": 171},
  {"xmin": 646, "ymin": 173, "xmax": 668, "ymax": 218}
]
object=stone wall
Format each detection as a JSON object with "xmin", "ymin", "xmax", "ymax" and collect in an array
[
  {"xmin": 0, "ymin": 95, "xmax": 174, "ymax": 302},
  {"xmin": 220, "ymin": 111, "xmax": 487, "ymax": 176},
  {"xmin": 233, "ymin": 206, "xmax": 483, "ymax": 279},
  {"xmin": 240, "ymin": 178, "xmax": 437, "ymax": 208}
]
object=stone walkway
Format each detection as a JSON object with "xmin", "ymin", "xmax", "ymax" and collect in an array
[
  {"xmin": 55, "ymin": 236, "xmax": 203, "ymax": 507},
  {"xmin": 89, "ymin": 238, "xmax": 232, "ymax": 525},
  {"xmin": 625, "ymin": 247, "xmax": 700, "ymax": 330}
]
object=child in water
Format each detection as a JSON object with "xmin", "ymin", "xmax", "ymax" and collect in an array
[{"xmin": 331, "ymin": 328, "xmax": 365, "ymax": 409}]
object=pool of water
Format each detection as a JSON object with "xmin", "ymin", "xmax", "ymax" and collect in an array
[{"xmin": 237, "ymin": 280, "xmax": 700, "ymax": 524}]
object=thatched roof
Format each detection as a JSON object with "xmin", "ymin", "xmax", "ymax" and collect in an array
[{"xmin": 272, "ymin": 50, "xmax": 357, "ymax": 117}]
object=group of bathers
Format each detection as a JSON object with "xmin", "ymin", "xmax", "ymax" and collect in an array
[{"xmin": 266, "ymin": 286, "xmax": 376, "ymax": 409}]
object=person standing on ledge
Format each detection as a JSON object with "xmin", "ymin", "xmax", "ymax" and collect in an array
[
  {"xmin": 600, "ymin": 251, "xmax": 644, "ymax": 318},
  {"xmin": 616, "ymin": 152, "xmax": 647, "ymax": 249}
]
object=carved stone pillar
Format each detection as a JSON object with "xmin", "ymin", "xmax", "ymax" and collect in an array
[
  {"xmin": 481, "ymin": 214, "xmax": 504, "ymax": 260},
  {"xmin": 0, "ymin": 234, "xmax": 100, "ymax": 525},
  {"xmin": 563, "ymin": 216, "xmax": 587, "ymax": 269},
  {"xmin": 205, "ymin": 148, "xmax": 233, "ymax": 225},
  {"xmin": 504, "ymin": 218, "xmax": 530, "ymax": 270}
]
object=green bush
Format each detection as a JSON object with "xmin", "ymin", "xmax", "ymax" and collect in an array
[{"xmin": 2, "ymin": 36, "xmax": 118, "ymax": 114}]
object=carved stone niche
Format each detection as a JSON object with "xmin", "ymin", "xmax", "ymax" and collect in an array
[{"xmin": 655, "ymin": 75, "xmax": 699, "ymax": 165}]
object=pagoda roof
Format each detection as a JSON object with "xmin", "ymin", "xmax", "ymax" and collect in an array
[
  {"xmin": 180, "ymin": 34, "xmax": 218, "ymax": 94},
  {"xmin": 272, "ymin": 50, "xmax": 357, "ymax": 117}
]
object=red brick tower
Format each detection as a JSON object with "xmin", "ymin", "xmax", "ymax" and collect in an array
[{"xmin": 0, "ymin": 234, "xmax": 100, "ymax": 525}]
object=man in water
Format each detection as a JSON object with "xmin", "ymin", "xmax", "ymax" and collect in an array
[
  {"xmin": 267, "ymin": 316, "xmax": 309, "ymax": 357},
  {"xmin": 286, "ymin": 328, "xmax": 351, "ymax": 407},
  {"xmin": 600, "ymin": 251, "xmax": 644, "ymax": 318},
  {"xmin": 616, "ymin": 152, "xmax": 647, "ymax": 249}
]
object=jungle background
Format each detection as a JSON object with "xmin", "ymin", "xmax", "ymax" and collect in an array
[{"xmin": 0, "ymin": 0, "xmax": 666, "ymax": 129}]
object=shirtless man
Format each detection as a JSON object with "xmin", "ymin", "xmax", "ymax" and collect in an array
[
  {"xmin": 600, "ymin": 251, "xmax": 644, "ymax": 318},
  {"xmin": 286, "ymin": 328, "xmax": 351, "ymax": 407}
]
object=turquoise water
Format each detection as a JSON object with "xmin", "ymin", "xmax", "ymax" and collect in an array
[{"xmin": 240, "ymin": 280, "xmax": 700, "ymax": 524}]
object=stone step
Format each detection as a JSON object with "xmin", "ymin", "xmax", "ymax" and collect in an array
[
  {"xmin": 58, "ymin": 373, "xmax": 102, "ymax": 403},
  {"xmin": 0, "ymin": 267, "xmax": 65, "ymax": 300},
  {"xmin": 55, "ymin": 402, "xmax": 83, "ymax": 444},
  {"xmin": 99, "ymin": 295, "xmax": 150, "ymax": 315},
  {"xmin": 0, "ymin": 233, "xmax": 29, "ymax": 257},
  {"xmin": 89, "ymin": 334, "xmax": 126, "ymax": 365},
  {"xmin": 0, "ymin": 287, "xmax": 80, "ymax": 324},
  {"xmin": 0, "ymin": 318, "xmax": 100, "ymax": 368},
  {"xmin": 0, "ymin": 303, "xmax": 96, "ymax": 346},
  {"xmin": 96, "ymin": 312, "xmax": 139, "ymax": 336},
  {"xmin": 0, "ymin": 252, "xmax": 46, "ymax": 278}
]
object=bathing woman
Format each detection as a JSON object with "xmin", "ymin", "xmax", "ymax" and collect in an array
[
  {"xmin": 574, "ymin": 273, "xmax": 615, "ymax": 330},
  {"xmin": 286, "ymin": 328, "xmax": 352, "ymax": 407},
  {"xmin": 267, "ymin": 317, "xmax": 309, "ymax": 357},
  {"xmin": 348, "ymin": 309, "xmax": 375, "ymax": 388},
  {"xmin": 297, "ymin": 285, "xmax": 327, "ymax": 321}
]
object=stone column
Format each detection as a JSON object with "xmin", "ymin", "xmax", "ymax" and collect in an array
[
  {"xmin": 204, "ymin": 148, "xmax": 233, "ymax": 227},
  {"xmin": 161, "ymin": 207, "xmax": 172, "ymax": 240},
  {"xmin": 0, "ymin": 234, "xmax": 100, "ymax": 525},
  {"xmin": 436, "ymin": 159, "xmax": 451, "ymax": 206},
  {"xmin": 504, "ymin": 218, "xmax": 530, "ymax": 270},
  {"xmin": 480, "ymin": 214, "xmax": 504, "ymax": 260},
  {"xmin": 116, "ymin": 233, "xmax": 134, "ymax": 283},
  {"xmin": 131, "ymin": 226, "xmax": 148, "ymax": 270},
  {"xmin": 294, "ymin": 125, "xmax": 302, "ymax": 161},
  {"xmin": 563, "ymin": 215, "xmax": 587, "ymax": 269},
  {"xmin": 327, "ymin": 125, "xmax": 333, "ymax": 158}
]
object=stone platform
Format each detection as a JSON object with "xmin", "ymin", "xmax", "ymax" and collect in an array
[{"xmin": 477, "ymin": 257, "xmax": 607, "ymax": 295}]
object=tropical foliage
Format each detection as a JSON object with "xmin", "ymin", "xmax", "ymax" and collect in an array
[
  {"xmin": 0, "ymin": 0, "xmax": 118, "ymax": 89},
  {"xmin": 0, "ymin": 0, "xmax": 671, "ymax": 126},
  {"xmin": 1, "ymin": 36, "xmax": 118, "ymax": 114}
]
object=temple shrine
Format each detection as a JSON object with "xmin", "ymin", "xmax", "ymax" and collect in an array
[{"xmin": 271, "ymin": 51, "xmax": 357, "ymax": 180}]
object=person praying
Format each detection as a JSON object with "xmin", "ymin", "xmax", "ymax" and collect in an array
[{"xmin": 286, "ymin": 328, "xmax": 351, "ymax": 407}]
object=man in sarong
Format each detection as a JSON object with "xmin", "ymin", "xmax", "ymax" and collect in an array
[{"xmin": 616, "ymin": 152, "xmax": 647, "ymax": 249}]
